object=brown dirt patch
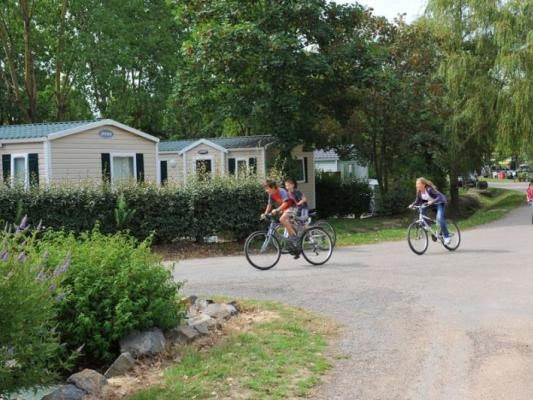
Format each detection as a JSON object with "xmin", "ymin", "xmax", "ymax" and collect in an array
[{"xmin": 152, "ymin": 241, "xmax": 243, "ymax": 261}]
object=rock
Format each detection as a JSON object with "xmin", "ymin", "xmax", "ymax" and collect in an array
[
  {"xmin": 104, "ymin": 352, "xmax": 135, "ymax": 378},
  {"xmin": 228, "ymin": 301, "xmax": 241, "ymax": 313},
  {"xmin": 166, "ymin": 325, "xmax": 200, "ymax": 344},
  {"xmin": 66, "ymin": 369, "xmax": 107, "ymax": 396},
  {"xmin": 187, "ymin": 314, "xmax": 212, "ymax": 335},
  {"xmin": 41, "ymin": 384, "xmax": 86, "ymax": 400},
  {"xmin": 204, "ymin": 303, "xmax": 238, "ymax": 320},
  {"xmin": 120, "ymin": 328, "xmax": 166, "ymax": 357}
]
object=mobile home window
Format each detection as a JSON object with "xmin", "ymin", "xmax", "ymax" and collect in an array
[
  {"xmin": 194, "ymin": 156, "xmax": 213, "ymax": 179},
  {"xmin": 294, "ymin": 157, "xmax": 307, "ymax": 183},
  {"xmin": 236, "ymin": 159, "xmax": 248, "ymax": 176},
  {"xmin": 11, "ymin": 154, "xmax": 28, "ymax": 187},
  {"xmin": 112, "ymin": 155, "xmax": 135, "ymax": 183}
]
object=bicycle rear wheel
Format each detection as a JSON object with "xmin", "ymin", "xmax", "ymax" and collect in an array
[
  {"xmin": 300, "ymin": 227, "xmax": 333, "ymax": 265},
  {"xmin": 313, "ymin": 220, "xmax": 336, "ymax": 247},
  {"xmin": 244, "ymin": 231, "xmax": 281, "ymax": 270},
  {"xmin": 407, "ymin": 222, "xmax": 428, "ymax": 255},
  {"xmin": 442, "ymin": 221, "xmax": 461, "ymax": 251}
]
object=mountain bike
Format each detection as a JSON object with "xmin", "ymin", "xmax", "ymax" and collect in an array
[
  {"xmin": 244, "ymin": 213, "xmax": 334, "ymax": 270},
  {"xmin": 407, "ymin": 204, "xmax": 461, "ymax": 255},
  {"xmin": 273, "ymin": 210, "xmax": 336, "ymax": 254}
]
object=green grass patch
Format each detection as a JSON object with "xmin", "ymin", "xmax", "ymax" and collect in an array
[
  {"xmin": 330, "ymin": 188, "xmax": 524, "ymax": 247},
  {"xmin": 130, "ymin": 300, "xmax": 337, "ymax": 400}
]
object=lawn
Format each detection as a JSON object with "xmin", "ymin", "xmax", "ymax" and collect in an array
[
  {"xmin": 130, "ymin": 300, "xmax": 338, "ymax": 400},
  {"xmin": 330, "ymin": 188, "xmax": 524, "ymax": 247}
]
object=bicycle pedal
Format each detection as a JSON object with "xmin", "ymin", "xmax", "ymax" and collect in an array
[{"xmin": 431, "ymin": 234, "xmax": 437, "ymax": 242}]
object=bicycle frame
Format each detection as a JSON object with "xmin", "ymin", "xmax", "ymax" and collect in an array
[{"xmin": 413, "ymin": 205, "xmax": 442, "ymax": 239}]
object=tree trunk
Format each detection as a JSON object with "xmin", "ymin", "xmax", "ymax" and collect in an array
[
  {"xmin": 20, "ymin": 0, "xmax": 38, "ymax": 122},
  {"xmin": 55, "ymin": 0, "xmax": 68, "ymax": 121},
  {"xmin": 448, "ymin": 167, "xmax": 459, "ymax": 208}
]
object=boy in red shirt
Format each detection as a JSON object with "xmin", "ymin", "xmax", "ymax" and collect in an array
[{"xmin": 263, "ymin": 179, "xmax": 299, "ymax": 253}]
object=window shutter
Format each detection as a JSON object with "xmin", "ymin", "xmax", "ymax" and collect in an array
[
  {"xmin": 101, "ymin": 153, "xmax": 111, "ymax": 182},
  {"xmin": 160, "ymin": 160, "xmax": 168, "ymax": 185},
  {"xmin": 2, "ymin": 154, "xmax": 10, "ymax": 184},
  {"xmin": 136, "ymin": 153, "xmax": 144, "ymax": 182},
  {"xmin": 228, "ymin": 158, "xmax": 236, "ymax": 175},
  {"xmin": 303, "ymin": 157, "xmax": 308, "ymax": 183},
  {"xmin": 28, "ymin": 153, "xmax": 39, "ymax": 186},
  {"xmin": 249, "ymin": 157, "xmax": 257, "ymax": 174}
]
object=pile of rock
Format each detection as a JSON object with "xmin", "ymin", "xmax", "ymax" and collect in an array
[{"xmin": 41, "ymin": 297, "xmax": 239, "ymax": 400}]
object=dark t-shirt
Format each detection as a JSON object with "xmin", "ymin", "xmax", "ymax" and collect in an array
[{"xmin": 290, "ymin": 189, "xmax": 308, "ymax": 210}]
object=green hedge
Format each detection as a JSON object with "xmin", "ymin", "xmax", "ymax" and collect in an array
[
  {"xmin": 315, "ymin": 172, "xmax": 371, "ymax": 218},
  {"xmin": 0, "ymin": 177, "xmax": 265, "ymax": 243}
]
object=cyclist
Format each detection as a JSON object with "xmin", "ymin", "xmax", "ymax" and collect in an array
[
  {"xmin": 409, "ymin": 177, "xmax": 451, "ymax": 245},
  {"xmin": 285, "ymin": 178, "xmax": 309, "ymax": 220},
  {"xmin": 527, "ymin": 182, "xmax": 533, "ymax": 223},
  {"xmin": 262, "ymin": 179, "xmax": 299, "ymax": 254}
]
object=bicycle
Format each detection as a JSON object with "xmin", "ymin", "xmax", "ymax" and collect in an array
[
  {"xmin": 244, "ymin": 213, "xmax": 334, "ymax": 270},
  {"xmin": 407, "ymin": 204, "xmax": 461, "ymax": 255},
  {"xmin": 273, "ymin": 210, "xmax": 336, "ymax": 254}
]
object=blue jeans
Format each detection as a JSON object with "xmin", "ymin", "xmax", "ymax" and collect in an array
[{"xmin": 423, "ymin": 203, "xmax": 450, "ymax": 238}]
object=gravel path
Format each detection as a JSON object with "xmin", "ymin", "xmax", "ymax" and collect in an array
[{"xmin": 171, "ymin": 182, "xmax": 533, "ymax": 400}]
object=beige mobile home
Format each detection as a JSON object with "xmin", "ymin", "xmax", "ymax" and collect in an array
[
  {"xmin": 0, "ymin": 119, "xmax": 159, "ymax": 186},
  {"xmin": 159, "ymin": 136, "xmax": 316, "ymax": 208}
]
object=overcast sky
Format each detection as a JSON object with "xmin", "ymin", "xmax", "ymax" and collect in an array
[{"xmin": 336, "ymin": 0, "xmax": 428, "ymax": 23}]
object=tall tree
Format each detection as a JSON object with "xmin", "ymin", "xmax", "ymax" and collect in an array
[
  {"xmin": 425, "ymin": 0, "xmax": 500, "ymax": 205},
  {"xmin": 166, "ymin": 0, "xmax": 376, "ymax": 151}
]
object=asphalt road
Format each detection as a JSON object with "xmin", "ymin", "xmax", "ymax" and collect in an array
[{"xmin": 172, "ymin": 182, "xmax": 533, "ymax": 400}]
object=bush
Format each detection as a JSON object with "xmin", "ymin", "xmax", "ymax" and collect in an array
[
  {"xmin": 0, "ymin": 218, "xmax": 70, "ymax": 395},
  {"xmin": 38, "ymin": 229, "xmax": 185, "ymax": 364},
  {"xmin": 377, "ymin": 180, "xmax": 413, "ymax": 216},
  {"xmin": 0, "ymin": 176, "xmax": 265, "ymax": 243},
  {"xmin": 315, "ymin": 173, "xmax": 371, "ymax": 218}
]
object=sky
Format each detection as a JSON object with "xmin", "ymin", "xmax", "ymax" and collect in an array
[{"xmin": 337, "ymin": 0, "xmax": 428, "ymax": 23}]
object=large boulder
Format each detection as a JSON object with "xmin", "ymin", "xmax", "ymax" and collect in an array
[
  {"xmin": 166, "ymin": 325, "xmax": 200, "ymax": 344},
  {"xmin": 104, "ymin": 352, "xmax": 136, "ymax": 378},
  {"xmin": 66, "ymin": 369, "xmax": 107, "ymax": 396},
  {"xmin": 41, "ymin": 384, "xmax": 85, "ymax": 400},
  {"xmin": 204, "ymin": 303, "xmax": 238, "ymax": 320},
  {"xmin": 120, "ymin": 328, "xmax": 166, "ymax": 357}
]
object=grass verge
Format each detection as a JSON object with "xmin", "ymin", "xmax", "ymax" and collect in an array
[
  {"xmin": 331, "ymin": 188, "xmax": 524, "ymax": 247},
  {"xmin": 129, "ymin": 300, "xmax": 338, "ymax": 400}
]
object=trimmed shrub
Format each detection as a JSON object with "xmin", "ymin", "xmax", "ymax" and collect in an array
[
  {"xmin": 0, "ymin": 218, "xmax": 70, "ymax": 395},
  {"xmin": 0, "ymin": 176, "xmax": 265, "ymax": 243},
  {"xmin": 315, "ymin": 172, "xmax": 371, "ymax": 218},
  {"xmin": 376, "ymin": 179, "xmax": 413, "ymax": 216},
  {"xmin": 37, "ymin": 229, "xmax": 185, "ymax": 364}
]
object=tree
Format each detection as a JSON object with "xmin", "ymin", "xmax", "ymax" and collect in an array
[
  {"xmin": 425, "ymin": 0, "xmax": 501, "ymax": 205},
  {"xmin": 166, "ymin": 0, "xmax": 377, "ymax": 153}
]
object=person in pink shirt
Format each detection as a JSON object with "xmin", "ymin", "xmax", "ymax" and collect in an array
[{"xmin": 527, "ymin": 182, "xmax": 533, "ymax": 203}]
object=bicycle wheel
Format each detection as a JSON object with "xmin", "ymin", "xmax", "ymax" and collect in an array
[
  {"xmin": 442, "ymin": 221, "xmax": 461, "ymax": 251},
  {"xmin": 300, "ymin": 227, "xmax": 333, "ymax": 265},
  {"xmin": 407, "ymin": 222, "xmax": 428, "ymax": 255},
  {"xmin": 273, "ymin": 224, "xmax": 290, "ymax": 254},
  {"xmin": 313, "ymin": 220, "xmax": 336, "ymax": 247},
  {"xmin": 244, "ymin": 231, "xmax": 281, "ymax": 270}
]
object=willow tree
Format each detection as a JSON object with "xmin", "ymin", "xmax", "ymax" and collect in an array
[
  {"xmin": 494, "ymin": 0, "xmax": 533, "ymax": 154},
  {"xmin": 425, "ymin": 0, "xmax": 501, "ymax": 205}
]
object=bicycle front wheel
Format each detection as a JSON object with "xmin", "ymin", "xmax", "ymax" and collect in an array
[
  {"xmin": 244, "ymin": 231, "xmax": 281, "ymax": 270},
  {"xmin": 443, "ymin": 221, "xmax": 461, "ymax": 251},
  {"xmin": 313, "ymin": 220, "xmax": 336, "ymax": 247},
  {"xmin": 407, "ymin": 222, "xmax": 428, "ymax": 255},
  {"xmin": 300, "ymin": 227, "xmax": 333, "ymax": 265}
]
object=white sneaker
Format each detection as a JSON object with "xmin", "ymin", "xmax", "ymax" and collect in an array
[{"xmin": 443, "ymin": 237, "xmax": 452, "ymax": 246}]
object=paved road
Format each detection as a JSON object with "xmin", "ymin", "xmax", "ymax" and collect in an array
[{"xmin": 172, "ymin": 182, "xmax": 533, "ymax": 400}]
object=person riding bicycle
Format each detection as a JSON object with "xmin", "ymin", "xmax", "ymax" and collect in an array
[
  {"xmin": 262, "ymin": 179, "xmax": 299, "ymax": 255},
  {"xmin": 526, "ymin": 181, "xmax": 533, "ymax": 201},
  {"xmin": 409, "ymin": 177, "xmax": 452, "ymax": 245},
  {"xmin": 285, "ymin": 178, "xmax": 309, "ymax": 220}
]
